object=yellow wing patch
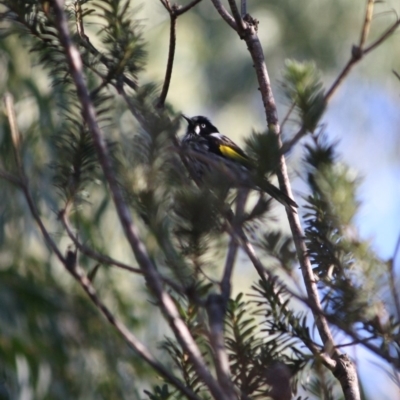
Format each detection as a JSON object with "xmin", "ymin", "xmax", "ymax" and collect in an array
[{"xmin": 219, "ymin": 144, "xmax": 248, "ymax": 163}]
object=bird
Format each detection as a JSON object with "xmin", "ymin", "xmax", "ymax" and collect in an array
[{"xmin": 180, "ymin": 114, "xmax": 298, "ymax": 210}]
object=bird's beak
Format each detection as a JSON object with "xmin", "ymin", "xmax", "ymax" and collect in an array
[{"xmin": 181, "ymin": 114, "xmax": 191, "ymax": 124}]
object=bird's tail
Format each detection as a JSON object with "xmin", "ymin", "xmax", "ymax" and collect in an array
[{"xmin": 257, "ymin": 179, "xmax": 298, "ymax": 211}]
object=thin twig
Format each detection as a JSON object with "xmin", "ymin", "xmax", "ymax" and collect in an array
[
  {"xmin": 176, "ymin": 0, "xmax": 203, "ymax": 16},
  {"xmin": 240, "ymin": 0, "xmax": 247, "ymax": 17},
  {"xmin": 157, "ymin": 0, "xmax": 204, "ymax": 107},
  {"xmin": 59, "ymin": 209, "xmax": 142, "ymax": 274},
  {"xmin": 237, "ymin": 227, "xmax": 400, "ymax": 370},
  {"xmin": 220, "ymin": 189, "xmax": 248, "ymax": 305},
  {"xmin": 18, "ymin": 186, "xmax": 201, "ymax": 399},
  {"xmin": 206, "ymin": 294, "xmax": 236, "ymax": 399},
  {"xmin": 325, "ymin": 2, "xmax": 400, "ymax": 102},
  {"xmin": 4, "ymin": 93, "xmax": 23, "ymax": 171},
  {"xmin": 0, "ymin": 168, "xmax": 23, "ymax": 187},
  {"xmin": 279, "ymin": 101, "xmax": 296, "ymax": 132},
  {"xmin": 211, "ymin": 4, "xmax": 362, "ymax": 398},
  {"xmin": 280, "ymin": 125, "xmax": 307, "ymax": 154},
  {"xmin": 388, "ymin": 233, "xmax": 400, "ymax": 320},
  {"xmin": 210, "ymin": 0, "xmax": 237, "ymax": 30},
  {"xmin": 236, "ymin": 14, "xmax": 337, "ymax": 352},
  {"xmin": 227, "ymin": 0, "xmax": 245, "ymax": 31},
  {"xmin": 73, "ymin": 264, "xmax": 204, "ymax": 400},
  {"xmin": 359, "ymin": 0, "xmax": 375, "ymax": 49},
  {"xmin": 232, "ymin": 226, "xmax": 337, "ymax": 369},
  {"xmin": 363, "ymin": 18, "xmax": 400, "ymax": 55},
  {"xmin": 73, "ymin": 0, "xmax": 138, "ymax": 90},
  {"xmin": 52, "ymin": 2, "xmax": 227, "ymax": 398},
  {"xmin": 157, "ymin": 10, "xmax": 177, "ymax": 108},
  {"xmin": 59, "ymin": 208, "xmax": 187, "ymax": 294}
]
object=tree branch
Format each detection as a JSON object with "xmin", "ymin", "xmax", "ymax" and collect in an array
[
  {"xmin": 210, "ymin": 0, "xmax": 238, "ymax": 30},
  {"xmin": 157, "ymin": 8, "xmax": 178, "ymax": 108},
  {"xmin": 59, "ymin": 208, "xmax": 143, "ymax": 274},
  {"xmin": 240, "ymin": 0, "xmax": 247, "ymax": 17},
  {"xmin": 59, "ymin": 207, "xmax": 187, "ymax": 294},
  {"xmin": 227, "ymin": 0, "xmax": 245, "ymax": 31},
  {"xmin": 325, "ymin": 1, "xmax": 400, "ymax": 102},
  {"xmin": 69, "ymin": 260, "xmax": 204, "ymax": 400},
  {"xmin": 358, "ymin": 0, "xmax": 374, "ymax": 49},
  {"xmin": 73, "ymin": 0, "xmax": 138, "ymax": 91},
  {"xmin": 2, "ymin": 83, "xmax": 206, "ymax": 400},
  {"xmin": 52, "ymin": 2, "xmax": 227, "ymax": 398},
  {"xmin": 176, "ymin": 0, "xmax": 203, "ymax": 16},
  {"xmin": 220, "ymin": 189, "xmax": 247, "ymax": 305},
  {"xmin": 388, "ymin": 233, "xmax": 400, "ymax": 320},
  {"xmin": 157, "ymin": 0, "xmax": 204, "ymax": 107},
  {"xmin": 0, "ymin": 168, "xmax": 23, "ymax": 187},
  {"xmin": 206, "ymin": 294, "xmax": 236, "ymax": 399},
  {"xmin": 211, "ymin": 5, "xmax": 362, "ymax": 399}
]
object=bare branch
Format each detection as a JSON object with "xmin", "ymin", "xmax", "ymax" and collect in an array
[
  {"xmin": 324, "ymin": 57, "xmax": 355, "ymax": 103},
  {"xmin": 206, "ymin": 294, "xmax": 236, "ymax": 399},
  {"xmin": 1, "ymin": 96, "xmax": 203, "ymax": 398},
  {"xmin": 232, "ymin": 226, "xmax": 337, "ymax": 368},
  {"xmin": 388, "ymin": 232, "xmax": 400, "ymax": 320},
  {"xmin": 157, "ymin": 11, "xmax": 177, "ymax": 108},
  {"xmin": 233, "ymin": 16, "xmax": 336, "ymax": 354},
  {"xmin": 4, "ymin": 93, "xmax": 23, "ymax": 171},
  {"xmin": 59, "ymin": 209, "xmax": 142, "ymax": 274},
  {"xmin": 212, "ymin": 6, "xmax": 362, "ymax": 398},
  {"xmin": 69, "ymin": 263, "xmax": 204, "ymax": 400},
  {"xmin": 176, "ymin": 0, "xmax": 203, "ymax": 16},
  {"xmin": 157, "ymin": 0, "xmax": 205, "ymax": 108},
  {"xmin": 240, "ymin": 0, "xmax": 247, "ymax": 17},
  {"xmin": 73, "ymin": 0, "xmax": 138, "ymax": 91},
  {"xmin": 240, "ymin": 18, "xmax": 279, "ymax": 130},
  {"xmin": 358, "ymin": 0, "xmax": 374, "ymax": 49},
  {"xmin": 280, "ymin": 101, "xmax": 296, "ymax": 132},
  {"xmin": 220, "ymin": 190, "xmax": 248, "ymax": 304},
  {"xmin": 159, "ymin": 0, "xmax": 171, "ymax": 10},
  {"xmin": 52, "ymin": 2, "xmax": 227, "ymax": 398},
  {"xmin": 363, "ymin": 18, "xmax": 400, "ymax": 55},
  {"xmin": 59, "ymin": 208, "xmax": 187, "ymax": 294},
  {"xmin": 0, "ymin": 168, "xmax": 23, "ymax": 187},
  {"xmin": 158, "ymin": 0, "xmax": 205, "ymax": 107},
  {"xmin": 280, "ymin": 125, "xmax": 307, "ymax": 154},
  {"xmin": 210, "ymin": 0, "xmax": 238, "ymax": 30},
  {"xmin": 325, "ymin": 2, "xmax": 399, "ymax": 102},
  {"xmin": 227, "ymin": 0, "xmax": 245, "ymax": 31}
]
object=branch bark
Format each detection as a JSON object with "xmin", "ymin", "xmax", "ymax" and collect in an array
[
  {"xmin": 52, "ymin": 1, "xmax": 228, "ymax": 398},
  {"xmin": 211, "ymin": 3, "xmax": 361, "ymax": 399},
  {"xmin": 325, "ymin": 1, "xmax": 400, "ymax": 102},
  {"xmin": 2, "ymin": 82, "xmax": 204, "ymax": 400}
]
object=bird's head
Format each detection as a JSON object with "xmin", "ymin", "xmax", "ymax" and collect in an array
[{"xmin": 181, "ymin": 115, "xmax": 219, "ymax": 136}]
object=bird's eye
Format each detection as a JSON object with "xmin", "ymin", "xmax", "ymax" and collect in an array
[{"xmin": 201, "ymin": 123, "xmax": 206, "ymax": 128}]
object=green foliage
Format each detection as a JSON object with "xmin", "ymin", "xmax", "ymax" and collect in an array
[
  {"xmin": 0, "ymin": 268, "xmax": 146, "ymax": 400},
  {"xmin": 0, "ymin": 0, "xmax": 399, "ymax": 399},
  {"xmin": 95, "ymin": 0, "xmax": 147, "ymax": 83},
  {"xmin": 304, "ymin": 136, "xmax": 386, "ymax": 325},
  {"xmin": 282, "ymin": 59, "xmax": 326, "ymax": 132},
  {"xmin": 144, "ymin": 384, "xmax": 175, "ymax": 400},
  {"xmin": 226, "ymin": 293, "xmax": 307, "ymax": 398},
  {"xmin": 245, "ymin": 129, "xmax": 281, "ymax": 177},
  {"xmin": 256, "ymin": 230, "xmax": 297, "ymax": 271},
  {"xmin": 161, "ymin": 288, "xmax": 212, "ymax": 398}
]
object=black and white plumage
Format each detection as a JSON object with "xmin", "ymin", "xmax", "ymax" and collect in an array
[{"xmin": 181, "ymin": 115, "xmax": 298, "ymax": 210}]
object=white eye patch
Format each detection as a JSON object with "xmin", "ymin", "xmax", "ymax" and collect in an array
[{"xmin": 194, "ymin": 125, "xmax": 201, "ymax": 134}]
